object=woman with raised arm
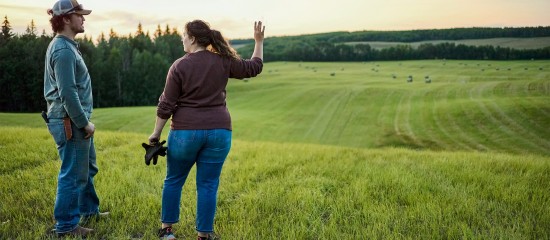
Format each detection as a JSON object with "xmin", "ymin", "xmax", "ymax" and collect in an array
[{"xmin": 149, "ymin": 20, "xmax": 265, "ymax": 240}]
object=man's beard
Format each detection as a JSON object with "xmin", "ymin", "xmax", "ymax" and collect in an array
[{"xmin": 71, "ymin": 24, "xmax": 85, "ymax": 34}]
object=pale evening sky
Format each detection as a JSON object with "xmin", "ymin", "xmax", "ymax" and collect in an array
[{"xmin": 1, "ymin": 0, "xmax": 549, "ymax": 41}]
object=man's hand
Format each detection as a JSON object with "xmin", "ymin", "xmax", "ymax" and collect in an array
[{"xmin": 84, "ymin": 122, "xmax": 95, "ymax": 139}]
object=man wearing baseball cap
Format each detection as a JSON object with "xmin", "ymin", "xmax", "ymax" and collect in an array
[{"xmin": 44, "ymin": 0, "xmax": 107, "ymax": 237}]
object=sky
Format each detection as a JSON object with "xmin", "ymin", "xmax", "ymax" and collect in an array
[{"xmin": 1, "ymin": 0, "xmax": 549, "ymax": 41}]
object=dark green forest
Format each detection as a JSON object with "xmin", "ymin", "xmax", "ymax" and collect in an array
[
  {"xmin": 1, "ymin": 15, "xmax": 549, "ymax": 112},
  {"xmin": 1, "ymin": 17, "xmax": 184, "ymax": 112}
]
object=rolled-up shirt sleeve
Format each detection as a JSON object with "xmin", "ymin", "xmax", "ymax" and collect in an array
[
  {"xmin": 229, "ymin": 57, "xmax": 263, "ymax": 79},
  {"xmin": 53, "ymin": 49, "xmax": 88, "ymax": 128},
  {"xmin": 157, "ymin": 63, "xmax": 182, "ymax": 119}
]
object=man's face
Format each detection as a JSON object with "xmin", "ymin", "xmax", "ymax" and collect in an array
[{"xmin": 67, "ymin": 13, "xmax": 85, "ymax": 34}]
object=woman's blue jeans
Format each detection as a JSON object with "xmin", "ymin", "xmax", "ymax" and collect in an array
[
  {"xmin": 161, "ymin": 129, "xmax": 232, "ymax": 233},
  {"xmin": 47, "ymin": 118, "xmax": 100, "ymax": 233}
]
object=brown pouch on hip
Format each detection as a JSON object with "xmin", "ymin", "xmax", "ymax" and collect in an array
[{"xmin": 63, "ymin": 117, "xmax": 73, "ymax": 140}]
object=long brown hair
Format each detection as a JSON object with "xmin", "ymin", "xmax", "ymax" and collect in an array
[{"xmin": 185, "ymin": 20, "xmax": 239, "ymax": 59}]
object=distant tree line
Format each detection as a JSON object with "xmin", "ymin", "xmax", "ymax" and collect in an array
[
  {"xmin": 1, "ymin": 16, "xmax": 183, "ymax": 112},
  {"xmin": 325, "ymin": 26, "xmax": 550, "ymax": 42},
  {"xmin": 237, "ymin": 39, "xmax": 550, "ymax": 62},
  {"xmin": 1, "ymin": 15, "xmax": 549, "ymax": 112}
]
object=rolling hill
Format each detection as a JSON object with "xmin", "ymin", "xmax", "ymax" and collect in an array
[{"xmin": 0, "ymin": 60, "xmax": 549, "ymax": 238}]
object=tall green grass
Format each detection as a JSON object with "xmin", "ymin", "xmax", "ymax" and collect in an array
[{"xmin": 0, "ymin": 127, "xmax": 549, "ymax": 239}]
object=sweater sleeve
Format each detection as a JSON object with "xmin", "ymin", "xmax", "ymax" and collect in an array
[
  {"xmin": 229, "ymin": 57, "xmax": 263, "ymax": 79},
  {"xmin": 53, "ymin": 49, "xmax": 89, "ymax": 128},
  {"xmin": 157, "ymin": 63, "xmax": 182, "ymax": 119}
]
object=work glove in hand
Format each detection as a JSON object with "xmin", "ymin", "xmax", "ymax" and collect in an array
[{"xmin": 141, "ymin": 140, "xmax": 167, "ymax": 165}]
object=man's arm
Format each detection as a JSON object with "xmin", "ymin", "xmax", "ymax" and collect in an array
[{"xmin": 53, "ymin": 49, "xmax": 89, "ymax": 129}]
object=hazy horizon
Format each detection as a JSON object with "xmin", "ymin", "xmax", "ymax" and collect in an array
[{"xmin": 1, "ymin": 0, "xmax": 549, "ymax": 40}]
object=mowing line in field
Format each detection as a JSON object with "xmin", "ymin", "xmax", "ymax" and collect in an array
[
  {"xmin": 328, "ymin": 90, "xmax": 356, "ymax": 144},
  {"xmin": 513, "ymin": 99, "xmax": 550, "ymax": 138},
  {"xmin": 480, "ymin": 81, "xmax": 550, "ymax": 154},
  {"xmin": 393, "ymin": 91, "xmax": 408, "ymax": 145},
  {"xmin": 416, "ymin": 85, "xmax": 451, "ymax": 150},
  {"xmin": 375, "ymin": 89, "xmax": 401, "ymax": 146},
  {"xmin": 392, "ymin": 89, "xmax": 422, "ymax": 147},
  {"xmin": 457, "ymin": 84, "xmax": 519, "ymax": 152},
  {"xmin": 400, "ymin": 88, "xmax": 424, "ymax": 147},
  {"xmin": 486, "ymin": 98, "xmax": 550, "ymax": 155},
  {"xmin": 468, "ymin": 82, "xmax": 526, "ymax": 152},
  {"xmin": 459, "ymin": 82, "xmax": 511, "ymax": 151},
  {"xmin": 376, "ymin": 89, "xmax": 398, "ymax": 126},
  {"xmin": 522, "ymin": 81, "xmax": 550, "ymax": 119},
  {"xmin": 304, "ymin": 88, "xmax": 349, "ymax": 141},
  {"xmin": 492, "ymin": 82, "xmax": 550, "ymax": 140},
  {"xmin": 470, "ymin": 82, "xmax": 538, "ymax": 154},
  {"xmin": 444, "ymin": 85, "xmax": 489, "ymax": 151},
  {"xmin": 431, "ymin": 86, "xmax": 478, "ymax": 151}
]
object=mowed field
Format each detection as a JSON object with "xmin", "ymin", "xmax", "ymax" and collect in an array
[
  {"xmin": 229, "ymin": 60, "xmax": 550, "ymax": 155},
  {"xmin": 0, "ymin": 60, "xmax": 549, "ymax": 239}
]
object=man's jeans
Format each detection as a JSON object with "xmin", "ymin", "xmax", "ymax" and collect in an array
[
  {"xmin": 47, "ymin": 118, "xmax": 100, "ymax": 233},
  {"xmin": 161, "ymin": 129, "xmax": 231, "ymax": 233}
]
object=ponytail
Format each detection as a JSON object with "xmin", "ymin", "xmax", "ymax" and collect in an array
[
  {"xmin": 186, "ymin": 20, "xmax": 240, "ymax": 60},
  {"xmin": 208, "ymin": 29, "xmax": 239, "ymax": 60}
]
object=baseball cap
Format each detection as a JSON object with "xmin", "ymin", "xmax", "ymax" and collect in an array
[{"xmin": 50, "ymin": 0, "xmax": 91, "ymax": 16}]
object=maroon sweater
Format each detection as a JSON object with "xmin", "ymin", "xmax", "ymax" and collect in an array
[{"xmin": 157, "ymin": 51, "xmax": 263, "ymax": 130}]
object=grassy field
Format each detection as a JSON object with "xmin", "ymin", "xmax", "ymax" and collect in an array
[
  {"xmin": 0, "ymin": 60, "xmax": 549, "ymax": 239},
  {"xmin": 228, "ymin": 60, "xmax": 550, "ymax": 155},
  {"xmin": 343, "ymin": 37, "xmax": 550, "ymax": 50}
]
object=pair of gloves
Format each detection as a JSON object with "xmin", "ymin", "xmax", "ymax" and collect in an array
[{"xmin": 141, "ymin": 140, "xmax": 167, "ymax": 165}]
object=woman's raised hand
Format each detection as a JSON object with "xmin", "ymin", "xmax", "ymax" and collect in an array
[{"xmin": 254, "ymin": 21, "xmax": 265, "ymax": 42}]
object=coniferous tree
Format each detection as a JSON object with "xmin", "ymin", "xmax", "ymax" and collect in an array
[
  {"xmin": 1, "ymin": 15, "xmax": 14, "ymax": 43},
  {"xmin": 24, "ymin": 19, "xmax": 37, "ymax": 37},
  {"xmin": 154, "ymin": 24, "xmax": 163, "ymax": 39}
]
